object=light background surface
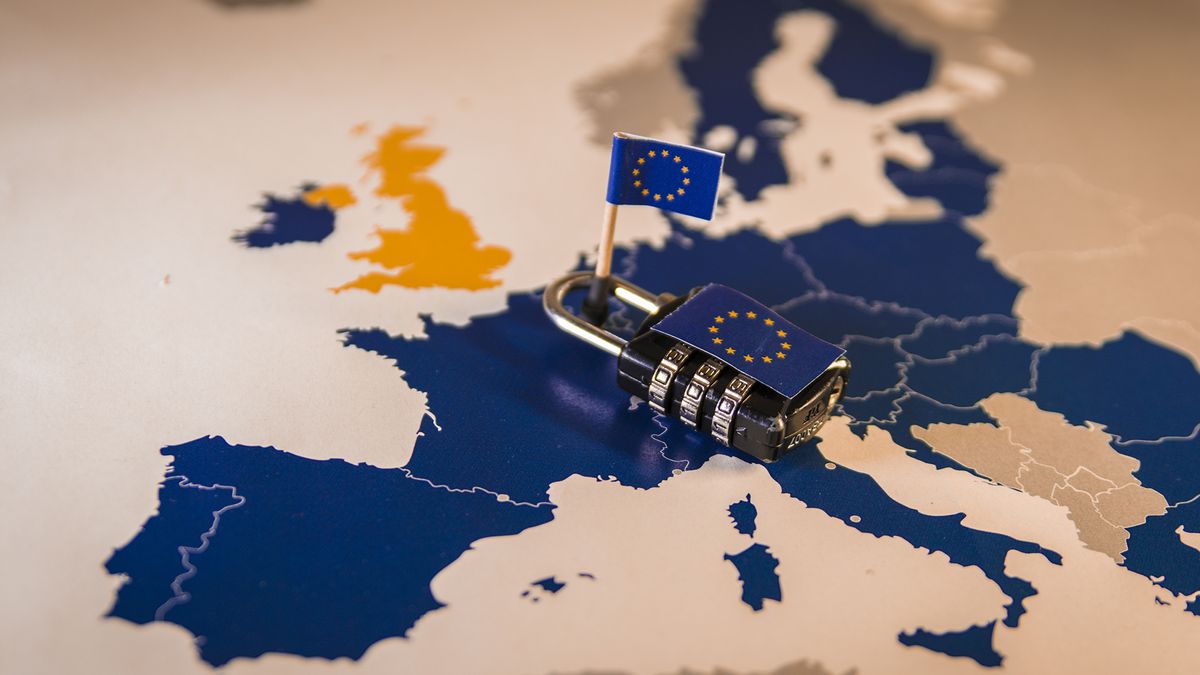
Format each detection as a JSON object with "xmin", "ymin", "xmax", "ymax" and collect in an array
[{"xmin": 3, "ymin": 0, "xmax": 1200, "ymax": 673}]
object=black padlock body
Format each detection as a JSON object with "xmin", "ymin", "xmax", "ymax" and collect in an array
[{"xmin": 616, "ymin": 292, "xmax": 850, "ymax": 462}]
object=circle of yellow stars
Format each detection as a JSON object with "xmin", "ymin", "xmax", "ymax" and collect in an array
[
  {"xmin": 707, "ymin": 310, "xmax": 791, "ymax": 364},
  {"xmin": 633, "ymin": 148, "xmax": 690, "ymax": 203}
]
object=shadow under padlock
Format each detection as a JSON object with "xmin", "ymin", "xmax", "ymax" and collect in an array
[{"xmin": 545, "ymin": 271, "xmax": 851, "ymax": 463}]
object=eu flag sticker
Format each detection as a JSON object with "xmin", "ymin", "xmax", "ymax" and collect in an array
[
  {"xmin": 651, "ymin": 284, "xmax": 845, "ymax": 399},
  {"xmin": 605, "ymin": 133, "xmax": 724, "ymax": 220}
]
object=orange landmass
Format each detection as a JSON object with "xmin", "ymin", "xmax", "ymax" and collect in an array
[
  {"xmin": 334, "ymin": 126, "xmax": 511, "ymax": 293},
  {"xmin": 303, "ymin": 184, "xmax": 357, "ymax": 209}
]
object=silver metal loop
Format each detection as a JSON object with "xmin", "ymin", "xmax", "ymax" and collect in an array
[
  {"xmin": 679, "ymin": 358, "xmax": 724, "ymax": 429},
  {"xmin": 543, "ymin": 271, "xmax": 672, "ymax": 356}
]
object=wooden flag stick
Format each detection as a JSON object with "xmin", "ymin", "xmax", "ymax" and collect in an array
[
  {"xmin": 582, "ymin": 202, "xmax": 619, "ymax": 324},
  {"xmin": 594, "ymin": 202, "xmax": 618, "ymax": 279}
]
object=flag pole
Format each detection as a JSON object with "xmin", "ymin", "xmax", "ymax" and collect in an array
[{"xmin": 582, "ymin": 201, "xmax": 619, "ymax": 325}]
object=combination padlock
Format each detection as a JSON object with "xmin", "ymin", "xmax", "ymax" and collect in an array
[{"xmin": 545, "ymin": 271, "xmax": 851, "ymax": 462}]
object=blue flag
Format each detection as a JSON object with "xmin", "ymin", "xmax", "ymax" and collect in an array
[
  {"xmin": 652, "ymin": 284, "xmax": 846, "ymax": 399},
  {"xmin": 606, "ymin": 133, "xmax": 724, "ymax": 220}
]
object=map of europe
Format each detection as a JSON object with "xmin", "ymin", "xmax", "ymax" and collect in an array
[{"xmin": 101, "ymin": 0, "xmax": 1200, "ymax": 672}]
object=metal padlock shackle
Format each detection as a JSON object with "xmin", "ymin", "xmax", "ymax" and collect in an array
[{"xmin": 543, "ymin": 271, "xmax": 674, "ymax": 356}]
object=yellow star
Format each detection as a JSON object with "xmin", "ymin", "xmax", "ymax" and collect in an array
[
  {"xmin": 713, "ymin": 337, "xmax": 723, "ymax": 345},
  {"xmin": 708, "ymin": 326, "xmax": 719, "ymax": 333},
  {"xmin": 764, "ymin": 318, "xmax": 775, "ymax": 326},
  {"xmin": 666, "ymin": 194, "xmax": 674, "ymax": 201},
  {"xmin": 714, "ymin": 316, "xmax": 725, "ymax": 323},
  {"xmin": 633, "ymin": 180, "xmax": 641, "ymax": 187},
  {"xmin": 653, "ymin": 193, "xmax": 661, "ymax": 201},
  {"xmin": 677, "ymin": 188, "xmax": 685, "ymax": 195},
  {"xmin": 743, "ymin": 354, "xmax": 754, "ymax": 363},
  {"xmin": 776, "ymin": 351, "xmax": 786, "ymax": 359},
  {"xmin": 746, "ymin": 311, "xmax": 758, "ymax": 319},
  {"xmin": 641, "ymin": 189, "xmax": 649, "ymax": 196},
  {"xmin": 637, "ymin": 157, "xmax": 645, "ymax": 165},
  {"xmin": 762, "ymin": 356, "xmax": 772, "ymax": 363},
  {"xmin": 777, "ymin": 330, "xmax": 787, "ymax": 338},
  {"xmin": 726, "ymin": 347, "xmax": 736, "ymax": 355},
  {"xmin": 728, "ymin": 311, "xmax": 739, "ymax": 318},
  {"xmin": 683, "ymin": 177, "xmax": 691, "ymax": 185},
  {"xmin": 781, "ymin": 342, "xmax": 791, "ymax": 350},
  {"xmin": 662, "ymin": 149, "xmax": 671, "ymax": 158},
  {"xmin": 681, "ymin": 166, "xmax": 689, "ymax": 174},
  {"xmin": 648, "ymin": 150, "xmax": 657, "ymax": 158},
  {"xmin": 632, "ymin": 168, "xmax": 640, "ymax": 176},
  {"xmin": 674, "ymin": 155, "xmax": 681, "ymax": 163}
]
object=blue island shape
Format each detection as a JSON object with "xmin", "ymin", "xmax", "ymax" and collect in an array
[
  {"xmin": 232, "ymin": 184, "xmax": 337, "ymax": 248},
  {"xmin": 725, "ymin": 543, "xmax": 783, "ymax": 611}
]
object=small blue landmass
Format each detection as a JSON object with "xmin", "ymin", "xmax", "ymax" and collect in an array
[
  {"xmin": 532, "ymin": 577, "xmax": 566, "ymax": 594},
  {"xmin": 232, "ymin": 184, "xmax": 336, "ymax": 248},
  {"xmin": 724, "ymin": 543, "xmax": 783, "ymax": 611},
  {"xmin": 899, "ymin": 623, "xmax": 1003, "ymax": 668},
  {"xmin": 728, "ymin": 494, "xmax": 758, "ymax": 537}
]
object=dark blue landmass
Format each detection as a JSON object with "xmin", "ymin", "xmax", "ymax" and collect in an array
[
  {"xmin": 724, "ymin": 543, "xmax": 783, "ymax": 611},
  {"xmin": 899, "ymin": 623, "xmax": 1003, "ymax": 668},
  {"xmin": 774, "ymin": 293, "xmax": 925, "ymax": 345},
  {"xmin": 1028, "ymin": 331, "xmax": 1200, "ymax": 443},
  {"xmin": 1124, "ymin": 499, "xmax": 1200, "ymax": 616},
  {"xmin": 840, "ymin": 337, "xmax": 906, "ymax": 396},
  {"xmin": 900, "ymin": 315, "xmax": 1017, "ymax": 360},
  {"xmin": 532, "ymin": 576, "xmax": 566, "ymax": 594},
  {"xmin": 839, "ymin": 388, "xmax": 906, "ymax": 426},
  {"xmin": 105, "ymin": 477, "xmax": 241, "ymax": 624},
  {"xmin": 613, "ymin": 224, "xmax": 822, "ymax": 309},
  {"xmin": 343, "ymin": 291, "xmax": 715, "ymax": 506},
  {"xmin": 1117, "ymin": 436, "xmax": 1200, "ymax": 506},
  {"xmin": 680, "ymin": 0, "xmax": 932, "ymax": 200},
  {"xmin": 887, "ymin": 121, "xmax": 1000, "ymax": 217},
  {"xmin": 728, "ymin": 494, "xmax": 758, "ymax": 537},
  {"xmin": 905, "ymin": 336, "xmax": 1040, "ymax": 407},
  {"xmin": 232, "ymin": 184, "xmax": 336, "ymax": 248},
  {"xmin": 532, "ymin": 576, "xmax": 564, "ymax": 590},
  {"xmin": 105, "ymin": 437, "xmax": 551, "ymax": 666},
  {"xmin": 788, "ymin": 217, "xmax": 1020, "ymax": 320}
]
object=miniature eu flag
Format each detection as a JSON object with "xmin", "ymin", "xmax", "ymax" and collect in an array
[
  {"xmin": 606, "ymin": 133, "xmax": 724, "ymax": 220},
  {"xmin": 651, "ymin": 284, "xmax": 846, "ymax": 399}
]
